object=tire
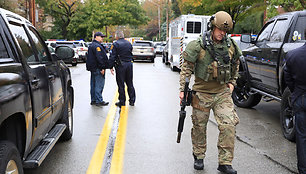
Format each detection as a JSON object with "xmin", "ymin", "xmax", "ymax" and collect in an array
[
  {"xmin": 0, "ymin": 141, "xmax": 23, "ymax": 174},
  {"xmin": 151, "ymin": 58, "xmax": 155, "ymax": 63},
  {"xmin": 232, "ymin": 77, "xmax": 262, "ymax": 108},
  {"xmin": 162, "ymin": 55, "xmax": 165, "ymax": 63},
  {"xmin": 72, "ymin": 62, "xmax": 77, "ymax": 66},
  {"xmin": 170, "ymin": 65, "xmax": 174, "ymax": 71},
  {"xmin": 60, "ymin": 88, "xmax": 73, "ymax": 141},
  {"xmin": 165, "ymin": 54, "xmax": 169, "ymax": 65},
  {"xmin": 280, "ymin": 87, "xmax": 296, "ymax": 142}
]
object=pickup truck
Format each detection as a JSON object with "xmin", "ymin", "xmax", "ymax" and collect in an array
[
  {"xmin": 0, "ymin": 8, "xmax": 75, "ymax": 173},
  {"xmin": 232, "ymin": 10, "xmax": 306, "ymax": 142}
]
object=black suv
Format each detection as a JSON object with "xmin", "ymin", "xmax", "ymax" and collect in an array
[
  {"xmin": 0, "ymin": 8, "xmax": 75, "ymax": 173},
  {"xmin": 232, "ymin": 10, "xmax": 306, "ymax": 141}
]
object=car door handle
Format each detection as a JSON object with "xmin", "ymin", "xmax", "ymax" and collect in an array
[
  {"xmin": 48, "ymin": 75, "xmax": 55, "ymax": 81},
  {"xmin": 271, "ymin": 49, "xmax": 278, "ymax": 53},
  {"xmin": 256, "ymin": 50, "xmax": 262, "ymax": 53},
  {"xmin": 31, "ymin": 79, "xmax": 40, "ymax": 86}
]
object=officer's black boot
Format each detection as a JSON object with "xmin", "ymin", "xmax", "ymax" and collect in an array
[
  {"xmin": 217, "ymin": 165, "xmax": 237, "ymax": 174},
  {"xmin": 193, "ymin": 154, "xmax": 204, "ymax": 170}
]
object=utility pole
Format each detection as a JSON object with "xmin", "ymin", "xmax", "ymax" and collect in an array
[
  {"xmin": 148, "ymin": 0, "xmax": 161, "ymax": 41},
  {"xmin": 29, "ymin": 0, "xmax": 36, "ymax": 27},
  {"xmin": 166, "ymin": 0, "xmax": 169, "ymax": 40}
]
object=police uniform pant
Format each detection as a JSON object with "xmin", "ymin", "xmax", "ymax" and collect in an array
[
  {"xmin": 293, "ymin": 94, "xmax": 306, "ymax": 174},
  {"xmin": 191, "ymin": 88, "xmax": 239, "ymax": 165},
  {"xmin": 115, "ymin": 61, "xmax": 136, "ymax": 104},
  {"xmin": 90, "ymin": 69, "xmax": 105, "ymax": 103}
]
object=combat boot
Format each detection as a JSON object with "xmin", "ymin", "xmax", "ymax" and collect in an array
[
  {"xmin": 193, "ymin": 154, "xmax": 204, "ymax": 170},
  {"xmin": 217, "ymin": 165, "xmax": 237, "ymax": 174}
]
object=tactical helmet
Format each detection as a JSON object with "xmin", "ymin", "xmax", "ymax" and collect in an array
[{"xmin": 210, "ymin": 11, "xmax": 233, "ymax": 32}]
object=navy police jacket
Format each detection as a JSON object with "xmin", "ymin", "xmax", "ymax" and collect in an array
[
  {"xmin": 86, "ymin": 40, "xmax": 108, "ymax": 71},
  {"xmin": 284, "ymin": 43, "xmax": 306, "ymax": 103},
  {"xmin": 109, "ymin": 38, "xmax": 133, "ymax": 68}
]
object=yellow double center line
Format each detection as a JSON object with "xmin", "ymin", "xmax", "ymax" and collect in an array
[{"xmin": 86, "ymin": 92, "xmax": 129, "ymax": 174}]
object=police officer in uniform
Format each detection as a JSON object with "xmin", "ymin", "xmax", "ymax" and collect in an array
[
  {"xmin": 86, "ymin": 32, "xmax": 109, "ymax": 106},
  {"xmin": 284, "ymin": 42, "xmax": 306, "ymax": 174},
  {"xmin": 109, "ymin": 31, "xmax": 136, "ymax": 106},
  {"xmin": 179, "ymin": 11, "xmax": 241, "ymax": 174}
]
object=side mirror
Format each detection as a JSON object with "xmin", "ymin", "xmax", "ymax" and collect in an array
[
  {"xmin": 55, "ymin": 46, "xmax": 74, "ymax": 60},
  {"xmin": 50, "ymin": 43, "xmax": 57, "ymax": 48},
  {"xmin": 241, "ymin": 34, "xmax": 252, "ymax": 43}
]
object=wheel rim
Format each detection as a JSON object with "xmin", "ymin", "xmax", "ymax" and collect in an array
[
  {"xmin": 6, "ymin": 160, "xmax": 19, "ymax": 174},
  {"xmin": 283, "ymin": 107, "xmax": 295, "ymax": 133},
  {"xmin": 233, "ymin": 86, "xmax": 250, "ymax": 103}
]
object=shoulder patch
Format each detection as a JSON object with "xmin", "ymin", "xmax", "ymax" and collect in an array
[
  {"xmin": 96, "ymin": 47, "xmax": 101, "ymax": 52},
  {"xmin": 110, "ymin": 45, "xmax": 113, "ymax": 50}
]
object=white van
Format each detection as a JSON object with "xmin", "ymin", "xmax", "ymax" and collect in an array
[{"xmin": 168, "ymin": 14, "xmax": 210, "ymax": 71}]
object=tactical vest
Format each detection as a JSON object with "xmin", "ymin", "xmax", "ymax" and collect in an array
[{"xmin": 194, "ymin": 32, "xmax": 238, "ymax": 84}]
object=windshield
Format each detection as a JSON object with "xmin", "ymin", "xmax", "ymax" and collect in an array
[
  {"xmin": 56, "ymin": 42, "xmax": 76, "ymax": 48},
  {"xmin": 74, "ymin": 42, "xmax": 88, "ymax": 47},
  {"xmin": 133, "ymin": 42, "xmax": 153, "ymax": 47}
]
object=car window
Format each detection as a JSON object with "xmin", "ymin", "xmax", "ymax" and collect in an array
[
  {"xmin": 292, "ymin": 15, "xmax": 306, "ymax": 41},
  {"xmin": 257, "ymin": 21, "xmax": 274, "ymax": 42},
  {"xmin": 187, "ymin": 21, "xmax": 201, "ymax": 33},
  {"xmin": 270, "ymin": 19, "xmax": 289, "ymax": 42},
  {"xmin": 133, "ymin": 42, "xmax": 153, "ymax": 47},
  {"xmin": 0, "ymin": 34, "xmax": 9, "ymax": 58},
  {"xmin": 56, "ymin": 42, "xmax": 76, "ymax": 48},
  {"xmin": 8, "ymin": 22, "xmax": 36, "ymax": 63},
  {"xmin": 28, "ymin": 27, "xmax": 50, "ymax": 62},
  {"xmin": 74, "ymin": 42, "xmax": 83, "ymax": 47}
]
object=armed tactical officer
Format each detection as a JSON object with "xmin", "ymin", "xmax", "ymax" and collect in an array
[
  {"xmin": 109, "ymin": 31, "xmax": 136, "ymax": 106},
  {"xmin": 86, "ymin": 32, "xmax": 109, "ymax": 106},
  {"xmin": 179, "ymin": 11, "xmax": 241, "ymax": 174}
]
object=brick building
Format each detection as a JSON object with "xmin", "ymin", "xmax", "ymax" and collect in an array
[{"xmin": 6, "ymin": 0, "xmax": 53, "ymax": 31}]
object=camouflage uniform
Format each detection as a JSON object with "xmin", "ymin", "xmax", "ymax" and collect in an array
[{"xmin": 179, "ymin": 33, "xmax": 241, "ymax": 165}]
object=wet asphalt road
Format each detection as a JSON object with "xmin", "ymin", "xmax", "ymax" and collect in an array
[{"xmin": 24, "ymin": 55, "xmax": 298, "ymax": 174}]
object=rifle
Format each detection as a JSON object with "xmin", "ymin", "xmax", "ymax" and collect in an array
[{"xmin": 177, "ymin": 78, "xmax": 192, "ymax": 143}]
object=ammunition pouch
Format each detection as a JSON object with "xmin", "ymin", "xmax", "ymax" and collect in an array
[
  {"xmin": 203, "ymin": 61, "xmax": 231, "ymax": 84},
  {"xmin": 217, "ymin": 64, "xmax": 231, "ymax": 84}
]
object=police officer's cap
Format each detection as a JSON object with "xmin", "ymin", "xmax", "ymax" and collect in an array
[{"xmin": 94, "ymin": 32, "xmax": 106, "ymax": 38}]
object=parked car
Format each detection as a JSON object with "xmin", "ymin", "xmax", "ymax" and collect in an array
[
  {"xmin": 232, "ymin": 10, "xmax": 306, "ymax": 141},
  {"xmin": 0, "ymin": 8, "xmax": 74, "ymax": 174},
  {"xmin": 103, "ymin": 42, "xmax": 112, "ymax": 53},
  {"xmin": 86, "ymin": 42, "xmax": 92, "ymax": 47},
  {"xmin": 162, "ymin": 41, "xmax": 169, "ymax": 65},
  {"xmin": 132, "ymin": 40, "xmax": 156, "ymax": 63},
  {"xmin": 73, "ymin": 40, "xmax": 88, "ymax": 62},
  {"xmin": 46, "ymin": 41, "xmax": 78, "ymax": 66},
  {"xmin": 154, "ymin": 42, "xmax": 166, "ymax": 54}
]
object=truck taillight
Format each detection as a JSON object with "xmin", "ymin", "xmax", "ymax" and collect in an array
[{"xmin": 151, "ymin": 48, "xmax": 154, "ymax": 52}]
